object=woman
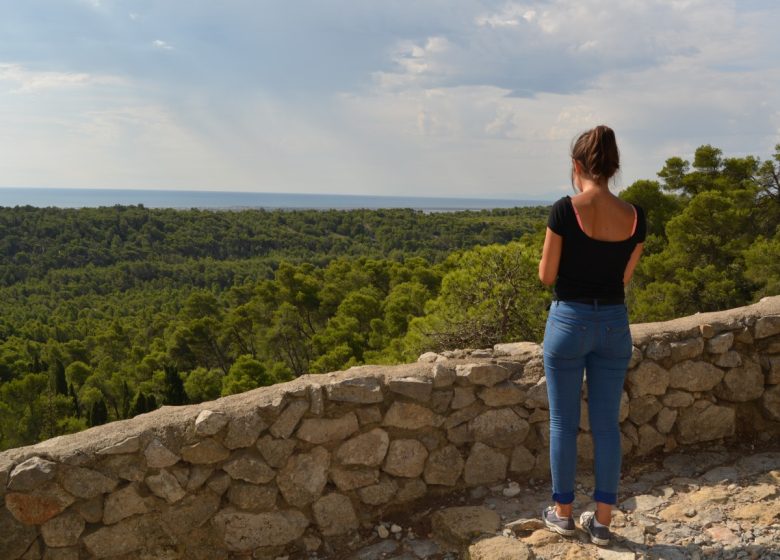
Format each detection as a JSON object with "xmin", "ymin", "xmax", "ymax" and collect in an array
[{"xmin": 538, "ymin": 125, "xmax": 645, "ymax": 546}]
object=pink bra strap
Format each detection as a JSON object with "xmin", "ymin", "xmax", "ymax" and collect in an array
[
  {"xmin": 572, "ymin": 203, "xmax": 585, "ymax": 233},
  {"xmin": 630, "ymin": 205, "xmax": 638, "ymax": 236}
]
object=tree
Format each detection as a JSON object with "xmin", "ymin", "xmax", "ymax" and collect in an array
[
  {"xmin": 89, "ymin": 399, "xmax": 108, "ymax": 426},
  {"xmin": 162, "ymin": 364, "xmax": 187, "ymax": 406},
  {"xmin": 618, "ymin": 180, "xmax": 681, "ymax": 239},
  {"xmin": 221, "ymin": 355, "xmax": 271, "ymax": 396}
]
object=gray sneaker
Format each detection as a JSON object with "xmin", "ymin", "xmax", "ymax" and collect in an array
[
  {"xmin": 579, "ymin": 511, "xmax": 610, "ymax": 546},
  {"xmin": 542, "ymin": 506, "xmax": 576, "ymax": 536}
]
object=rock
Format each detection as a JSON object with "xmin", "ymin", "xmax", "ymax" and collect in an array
[
  {"xmin": 669, "ymin": 337, "xmax": 704, "ymax": 362},
  {"xmin": 0, "ymin": 507, "xmax": 38, "ymax": 560},
  {"xmin": 309, "ymin": 384, "xmax": 324, "ymax": 416},
  {"xmin": 145, "ymin": 469, "xmax": 186, "ymax": 503},
  {"xmin": 145, "ymin": 439, "xmax": 181, "ymax": 469},
  {"xmin": 661, "ymin": 390, "xmax": 694, "ymax": 408},
  {"xmin": 334, "ymin": 428, "xmax": 390, "ymax": 467},
  {"xmin": 714, "ymin": 357, "xmax": 764, "ymax": 402},
  {"xmin": 676, "ymin": 400, "xmax": 735, "ymax": 444},
  {"xmin": 509, "ymin": 446, "xmax": 536, "ymax": 474},
  {"xmin": 194, "ymin": 410, "xmax": 229, "ymax": 436},
  {"xmin": 269, "ymin": 399, "xmax": 309, "ymax": 439},
  {"xmin": 521, "ymin": 356, "xmax": 545, "ymax": 384},
  {"xmin": 431, "ymin": 389, "xmax": 454, "ymax": 413},
  {"xmin": 525, "ymin": 378, "xmax": 549, "ymax": 409},
  {"xmin": 256, "ymin": 435, "xmax": 296, "ymax": 468},
  {"xmin": 357, "ymin": 477, "xmax": 398, "ymax": 505},
  {"xmin": 736, "ymin": 326, "xmax": 754, "ymax": 343},
  {"xmin": 329, "ymin": 465, "xmax": 379, "ymax": 491},
  {"xmin": 41, "ymin": 511, "xmax": 85, "ymax": 547},
  {"xmin": 5, "ymin": 482, "xmax": 74, "ymax": 525},
  {"xmin": 103, "ymin": 483, "xmax": 148, "ymax": 524},
  {"xmin": 737, "ymin": 452, "xmax": 780, "ymax": 475},
  {"xmin": 424, "ymin": 445, "xmax": 464, "ymax": 486},
  {"xmin": 707, "ymin": 332, "xmax": 734, "ymax": 354},
  {"xmin": 8, "ymin": 457, "xmax": 57, "ymax": 491},
  {"xmin": 467, "ymin": 536, "xmax": 534, "ymax": 560},
  {"xmin": 222, "ymin": 454, "xmax": 276, "ymax": 484},
  {"xmin": 418, "ymin": 351, "xmax": 440, "ymax": 363},
  {"xmin": 324, "ymin": 376, "xmax": 384, "ymax": 403},
  {"xmin": 228, "ymin": 482, "xmax": 278, "ymax": 511},
  {"xmin": 383, "ymin": 439, "xmax": 428, "ymax": 478},
  {"xmin": 276, "ymin": 446, "xmax": 330, "ymax": 507},
  {"xmin": 619, "ymin": 391, "xmax": 630, "ymax": 422},
  {"xmin": 646, "ymin": 340, "xmax": 671, "ymax": 360},
  {"xmin": 96, "ymin": 435, "xmax": 141, "ymax": 455},
  {"xmin": 83, "ymin": 514, "xmax": 169, "ymax": 558},
  {"xmin": 478, "ymin": 382, "xmax": 525, "ymax": 406},
  {"xmin": 463, "ymin": 442, "xmax": 508, "ymax": 485},
  {"xmin": 355, "ymin": 406, "xmax": 383, "ymax": 425},
  {"xmin": 668, "ymin": 360, "xmax": 724, "ymax": 391},
  {"xmin": 628, "ymin": 346, "xmax": 642, "ymax": 369},
  {"xmin": 504, "ymin": 518, "xmax": 545, "ymax": 532},
  {"xmin": 760, "ymin": 385, "xmax": 780, "ymax": 421},
  {"xmin": 714, "ymin": 350, "xmax": 742, "ymax": 368},
  {"xmin": 628, "ymin": 395, "xmax": 663, "ymax": 424},
  {"xmin": 637, "ymin": 424, "xmax": 665, "ymax": 455},
  {"xmin": 354, "ymin": 540, "xmax": 398, "ymax": 559},
  {"xmin": 452, "ymin": 386, "xmax": 477, "ymax": 409},
  {"xmin": 620, "ymin": 493, "xmax": 666, "ymax": 512},
  {"xmin": 99, "ymin": 454, "xmax": 144, "ymax": 482},
  {"xmin": 312, "ymin": 493, "xmax": 359, "ymax": 536},
  {"xmin": 161, "ymin": 489, "xmax": 221, "ymax": 538},
  {"xmin": 655, "ymin": 407, "xmax": 678, "ymax": 434},
  {"xmin": 211, "ymin": 510, "xmax": 309, "ymax": 551},
  {"xmin": 455, "ymin": 363, "xmax": 510, "ymax": 387},
  {"xmin": 74, "ymin": 494, "xmax": 103, "ymax": 523},
  {"xmin": 431, "ymin": 506, "xmax": 501, "ymax": 544},
  {"xmin": 493, "ymin": 342, "xmax": 541, "ymax": 361},
  {"xmin": 224, "ymin": 411, "xmax": 267, "ymax": 449},
  {"xmin": 377, "ymin": 524, "xmax": 390, "ymax": 539},
  {"xmin": 382, "ymin": 401, "xmax": 438, "ymax": 429},
  {"xmin": 395, "ymin": 478, "xmax": 427, "ymax": 503},
  {"xmin": 206, "ymin": 471, "xmax": 231, "ymax": 495},
  {"xmin": 432, "ymin": 363, "xmax": 456, "ymax": 388},
  {"xmin": 58, "ymin": 465, "xmax": 117, "ymax": 499},
  {"xmin": 626, "ymin": 361, "xmax": 669, "ymax": 397},
  {"xmin": 388, "ymin": 376, "xmax": 433, "ymax": 402},
  {"xmin": 296, "ymin": 412, "xmax": 359, "ymax": 444},
  {"xmin": 181, "ymin": 439, "xmax": 231, "ymax": 464},
  {"xmin": 755, "ymin": 316, "xmax": 780, "ymax": 339},
  {"xmin": 468, "ymin": 408, "xmax": 530, "ymax": 448},
  {"xmin": 767, "ymin": 356, "xmax": 780, "ymax": 384},
  {"xmin": 701, "ymin": 466, "xmax": 739, "ymax": 483}
]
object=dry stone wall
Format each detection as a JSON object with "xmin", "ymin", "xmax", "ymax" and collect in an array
[{"xmin": 1, "ymin": 296, "xmax": 779, "ymax": 559}]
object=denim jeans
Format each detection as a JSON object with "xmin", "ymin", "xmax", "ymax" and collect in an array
[{"xmin": 543, "ymin": 300, "xmax": 632, "ymax": 505}]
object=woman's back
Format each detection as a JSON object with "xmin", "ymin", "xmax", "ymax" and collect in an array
[{"xmin": 570, "ymin": 191, "xmax": 636, "ymax": 242}]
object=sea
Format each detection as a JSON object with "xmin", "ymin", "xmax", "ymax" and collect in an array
[{"xmin": 0, "ymin": 188, "xmax": 550, "ymax": 212}]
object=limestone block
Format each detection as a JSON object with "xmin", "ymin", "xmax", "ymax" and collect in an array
[
  {"xmin": 206, "ymin": 471, "xmax": 231, "ymax": 495},
  {"xmin": 767, "ymin": 356, "xmax": 780, "ymax": 385},
  {"xmin": 103, "ymin": 483, "xmax": 147, "ymax": 525},
  {"xmin": 492, "ymin": 341, "xmax": 541, "ymax": 361},
  {"xmin": 446, "ymin": 424, "xmax": 473, "ymax": 445},
  {"xmin": 455, "ymin": 363, "xmax": 510, "ymax": 387},
  {"xmin": 256, "ymin": 435, "xmax": 296, "ymax": 469},
  {"xmin": 194, "ymin": 410, "xmax": 229, "ymax": 436},
  {"xmin": 355, "ymin": 406, "xmax": 382, "ymax": 426},
  {"xmin": 5, "ymin": 482, "xmax": 74, "ymax": 525},
  {"xmin": 468, "ymin": 408, "xmax": 530, "ymax": 448},
  {"xmin": 445, "ymin": 401, "xmax": 484, "ymax": 429},
  {"xmin": 735, "ymin": 326, "xmax": 753, "ymax": 344},
  {"xmin": 335, "ymin": 428, "xmax": 389, "ymax": 467},
  {"xmin": 646, "ymin": 340, "xmax": 671, "ymax": 360},
  {"xmin": 227, "ymin": 482, "xmax": 278, "ymax": 511},
  {"xmin": 477, "ymin": 381, "xmax": 525, "ymax": 406},
  {"xmin": 424, "ymin": 445, "xmax": 464, "ymax": 486},
  {"xmin": 324, "ymin": 376, "xmax": 384, "ymax": 403},
  {"xmin": 181, "ymin": 439, "xmax": 230, "ymax": 464},
  {"xmin": 662, "ymin": 390, "xmax": 695, "ymax": 408},
  {"xmin": 467, "ymin": 536, "xmax": 534, "ymax": 560},
  {"xmin": 431, "ymin": 506, "xmax": 501, "ymax": 544},
  {"xmin": 677, "ymin": 400, "xmax": 735, "ymax": 444},
  {"xmin": 707, "ymin": 332, "xmax": 734, "ymax": 354},
  {"xmin": 0, "ymin": 507, "xmax": 38, "ymax": 560},
  {"xmin": 755, "ymin": 316, "xmax": 780, "ymax": 339},
  {"xmin": 619, "ymin": 391, "xmax": 630, "ymax": 422},
  {"xmin": 145, "ymin": 469, "xmax": 186, "ymax": 503},
  {"xmin": 670, "ymin": 337, "xmax": 704, "ymax": 362},
  {"xmin": 451, "ymin": 386, "xmax": 477, "ymax": 409},
  {"xmin": 668, "ymin": 360, "xmax": 725, "ymax": 392},
  {"xmin": 714, "ymin": 358, "xmax": 764, "ymax": 402},
  {"xmin": 160, "ymin": 489, "xmax": 221, "ymax": 539},
  {"xmin": 383, "ymin": 439, "xmax": 428, "ymax": 478},
  {"xmin": 525, "ymin": 377, "xmax": 549, "ymax": 409},
  {"xmin": 224, "ymin": 411, "xmax": 267, "ymax": 449},
  {"xmin": 8, "ymin": 457, "xmax": 57, "ymax": 492},
  {"xmin": 145, "ymin": 439, "xmax": 181, "ymax": 469},
  {"xmin": 58, "ymin": 465, "xmax": 117, "ymax": 499},
  {"xmin": 636, "ymin": 424, "xmax": 665, "ymax": 456},
  {"xmin": 432, "ymin": 363, "xmax": 456, "ymax": 388},
  {"xmin": 312, "ymin": 493, "xmax": 359, "ymax": 536},
  {"xmin": 628, "ymin": 346, "xmax": 642, "ymax": 369},
  {"xmin": 388, "ymin": 376, "xmax": 433, "ymax": 402},
  {"xmin": 431, "ymin": 389, "xmax": 454, "ymax": 413},
  {"xmin": 211, "ymin": 510, "xmax": 309, "ymax": 551},
  {"xmin": 41, "ymin": 511, "xmax": 85, "ymax": 547},
  {"xmin": 329, "ymin": 465, "xmax": 379, "ymax": 491},
  {"xmin": 626, "ymin": 361, "xmax": 669, "ymax": 397},
  {"xmin": 521, "ymin": 356, "xmax": 545, "ymax": 385},
  {"xmin": 309, "ymin": 384, "xmax": 324, "ymax": 416},
  {"xmin": 656, "ymin": 407, "xmax": 678, "ymax": 434},
  {"xmin": 628, "ymin": 395, "xmax": 663, "ymax": 425},
  {"xmin": 84, "ymin": 513, "xmax": 171, "ymax": 558},
  {"xmin": 382, "ymin": 401, "xmax": 438, "ymax": 430},
  {"xmin": 762, "ymin": 385, "xmax": 780, "ymax": 421},
  {"xmin": 269, "ymin": 399, "xmax": 309, "ymax": 439},
  {"xmin": 357, "ymin": 477, "xmax": 398, "ymax": 505},
  {"xmin": 75, "ymin": 494, "xmax": 103, "ymax": 523},
  {"xmin": 418, "ymin": 352, "xmax": 440, "ymax": 363},
  {"xmin": 276, "ymin": 446, "xmax": 330, "ymax": 507},
  {"xmin": 463, "ymin": 442, "xmax": 507, "ymax": 485},
  {"xmin": 96, "ymin": 435, "xmax": 141, "ymax": 455},
  {"xmin": 296, "ymin": 412, "xmax": 359, "ymax": 444},
  {"xmin": 395, "ymin": 478, "xmax": 427, "ymax": 503},
  {"xmin": 509, "ymin": 446, "xmax": 535, "ymax": 474},
  {"xmin": 222, "ymin": 454, "xmax": 276, "ymax": 484},
  {"xmin": 714, "ymin": 351, "xmax": 742, "ymax": 368}
]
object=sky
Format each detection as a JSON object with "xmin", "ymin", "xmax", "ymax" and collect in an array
[{"xmin": 0, "ymin": 0, "xmax": 779, "ymax": 200}]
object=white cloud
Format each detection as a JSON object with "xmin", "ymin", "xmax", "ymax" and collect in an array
[
  {"xmin": 0, "ymin": 63, "xmax": 119, "ymax": 92},
  {"xmin": 153, "ymin": 40, "xmax": 173, "ymax": 51}
]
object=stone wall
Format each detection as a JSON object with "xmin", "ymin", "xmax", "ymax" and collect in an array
[{"xmin": 1, "ymin": 296, "xmax": 779, "ymax": 559}]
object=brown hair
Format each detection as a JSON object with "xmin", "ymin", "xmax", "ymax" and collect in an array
[{"xmin": 570, "ymin": 125, "xmax": 620, "ymax": 186}]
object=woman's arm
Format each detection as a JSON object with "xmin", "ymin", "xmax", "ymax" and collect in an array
[
  {"xmin": 623, "ymin": 243, "xmax": 644, "ymax": 285},
  {"xmin": 539, "ymin": 227, "xmax": 562, "ymax": 286}
]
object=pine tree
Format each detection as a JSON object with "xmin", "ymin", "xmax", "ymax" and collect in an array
[
  {"xmin": 163, "ymin": 364, "xmax": 187, "ymax": 406},
  {"xmin": 89, "ymin": 399, "xmax": 108, "ymax": 426}
]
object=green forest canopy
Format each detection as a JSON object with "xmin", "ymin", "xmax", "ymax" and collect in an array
[{"xmin": 0, "ymin": 143, "xmax": 778, "ymax": 450}]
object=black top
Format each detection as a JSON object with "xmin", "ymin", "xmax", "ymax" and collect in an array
[{"xmin": 547, "ymin": 196, "xmax": 646, "ymax": 301}]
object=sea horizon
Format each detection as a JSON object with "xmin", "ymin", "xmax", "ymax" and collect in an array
[{"xmin": 0, "ymin": 187, "xmax": 552, "ymax": 212}]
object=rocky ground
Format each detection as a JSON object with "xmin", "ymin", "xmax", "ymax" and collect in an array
[{"xmin": 311, "ymin": 442, "xmax": 780, "ymax": 560}]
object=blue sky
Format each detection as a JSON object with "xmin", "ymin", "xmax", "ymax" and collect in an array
[{"xmin": 1, "ymin": 0, "xmax": 778, "ymax": 199}]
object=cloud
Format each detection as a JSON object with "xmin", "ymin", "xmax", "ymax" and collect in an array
[
  {"xmin": 0, "ymin": 63, "xmax": 119, "ymax": 92},
  {"xmin": 152, "ymin": 40, "xmax": 173, "ymax": 51}
]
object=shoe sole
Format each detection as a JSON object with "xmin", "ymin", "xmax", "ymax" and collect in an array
[{"xmin": 543, "ymin": 518, "xmax": 577, "ymax": 537}]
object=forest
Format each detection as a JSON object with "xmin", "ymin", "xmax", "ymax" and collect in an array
[{"xmin": 0, "ymin": 144, "xmax": 778, "ymax": 451}]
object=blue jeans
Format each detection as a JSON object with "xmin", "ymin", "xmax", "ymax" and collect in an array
[{"xmin": 543, "ymin": 300, "xmax": 632, "ymax": 505}]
